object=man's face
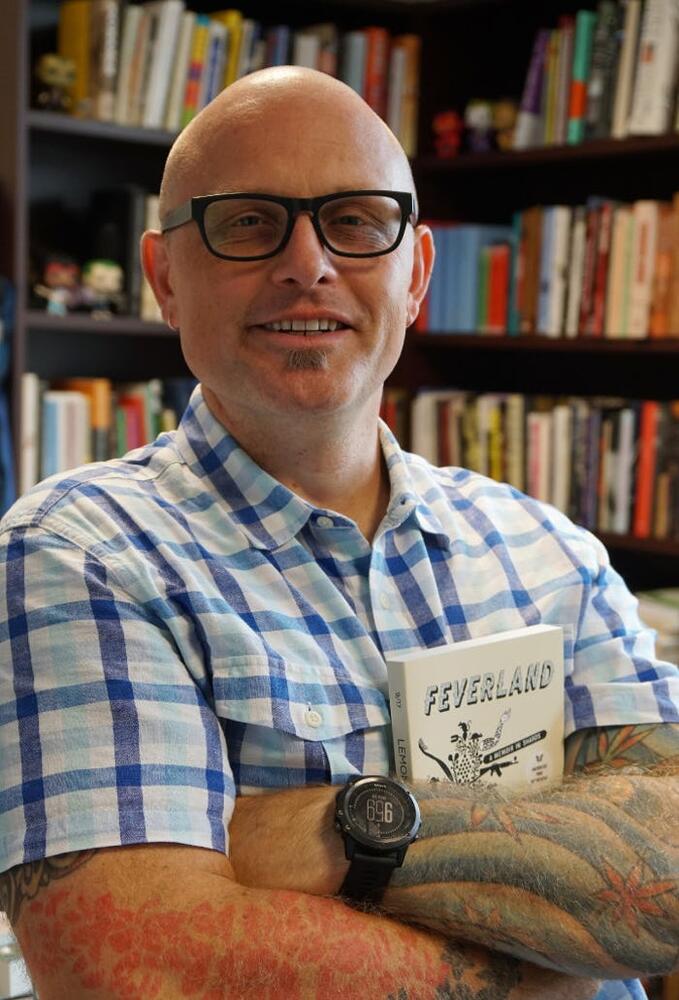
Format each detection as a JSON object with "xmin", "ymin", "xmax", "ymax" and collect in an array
[{"xmin": 161, "ymin": 98, "xmax": 429, "ymax": 429}]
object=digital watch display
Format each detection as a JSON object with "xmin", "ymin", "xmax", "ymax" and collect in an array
[{"xmin": 335, "ymin": 775, "xmax": 421, "ymax": 904}]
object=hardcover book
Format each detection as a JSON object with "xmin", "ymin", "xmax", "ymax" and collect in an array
[{"xmin": 386, "ymin": 624, "xmax": 565, "ymax": 792}]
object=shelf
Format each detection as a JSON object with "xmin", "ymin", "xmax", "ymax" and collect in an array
[
  {"xmin": 599, "ymin": 533, "xmax": 679, "ymax": 558},
  {"xmin": 411, "ymin": 333, "xmax": 679, "ymax": 353},
  {"xmin": 415, "ymin": 133, "xmax": 679, "ymax": 173},
  {"xmin": 24, "ymin": 310, "xmax": 173, "ymax": 337},
  {"xmin": 28, "ymin": 109, "xmax": 177, "ymax": 147}
]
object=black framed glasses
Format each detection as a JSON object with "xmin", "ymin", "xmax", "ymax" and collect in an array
[{"xmin": 159, "ymin": 190, "xmax": 418, "ymax": 261}]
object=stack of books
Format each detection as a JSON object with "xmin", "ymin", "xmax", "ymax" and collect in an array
[
  {"xmin": 55, "ymin": 1, "xmax": 421, "ymax": 155},
  {"xmin": 513, "ymin": 0, "xmax": 679, "ymax": 150}
]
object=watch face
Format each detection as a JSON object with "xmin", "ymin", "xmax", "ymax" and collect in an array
[{"xmin": 342, "ymin": 777, "xmax": 420, "ymax": 849}]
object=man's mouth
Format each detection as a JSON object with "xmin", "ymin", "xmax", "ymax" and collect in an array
[{"xmin": 261, "ymin": 318, "xmax": 346, "ymax": 333}]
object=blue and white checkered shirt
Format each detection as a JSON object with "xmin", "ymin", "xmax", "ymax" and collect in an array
[{"xmin": 1, "ymin": 385, "xmax": 676, "ymax": 1000}]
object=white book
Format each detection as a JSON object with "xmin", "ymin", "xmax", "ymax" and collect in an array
[
  {"xmin": 543, "ymin": 206, "xmax": 572, "ymax": 336},
  {"xmin": 628, "ymin": 200, "xmax": 659, "ymax": 337},
  {"xmin": 550, "ymin": 403, "xmax": 572, "ymax": 514},
  {"xmin": 612, "ymin": 406, "xmax": 636, "ymax": 534},
  {"xmin": 504, "ymin": 393, "xmax": 525, "ymax": 493},
  {"xmin": 19, "ymin": 372, "xmax": 41, "ymax": 494},
  {"xmin": 386, "ymin": 624, "xmax": 565, "ymax": 791},
  {"xmin": 628, "ymin": 0, "xmax": 679, "ymax": 135},
  {"xmin": 236, "ymin": 19, "xmax": 256, "ymax": 79},
  {"xmin": 292, "ymin": 29, "xmax": 321, "ymax": 69},
  {"xmin": 564, "ymin": 207, "xmax": 587, "ymax": 337},
  {"xmin": 114, "ymin": 3, "xmax": 143, "ymax": 125},
  {"xmin": 41, "ymin": 391, "xmax": 90, "ymax": 480},
  {"xmin": 386, "ymin": 43, "xmax": 407, "ymax": 141},
  {"xmin": 611, "ymin": 0, "xmax": 643, "ymax": 138},
  {"xmin": 142, "ymin": 0, "xmax": 185, "ymax": 129},
  {"xmin": 164, "ymin": 11, "xmax": 196, "ymax": 132}
]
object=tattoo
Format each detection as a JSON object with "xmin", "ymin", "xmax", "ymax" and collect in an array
[
  {"xmin": 387, "ymin": 942, "xmax": 521, "ymax": 1000},
  {"xmin": 385, "ymin": 724, "xmax": 679, "ymax": 979},
  {"xmin": 0, "ymin": 850, "xmax": 96, "ymax": 925}
]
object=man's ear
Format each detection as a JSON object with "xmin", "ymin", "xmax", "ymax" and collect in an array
[
  {"xmin": 406, "ymin": 224, "xmax": 435, "ymax": 329},
  {"xmin": 140, "ymin": 230, "xmax": 178, "ymax": 329}
]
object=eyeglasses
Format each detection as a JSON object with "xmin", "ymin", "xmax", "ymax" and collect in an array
[{"xmin": 159, "ymin": 190, "xmax": 418, "ymax": 261}]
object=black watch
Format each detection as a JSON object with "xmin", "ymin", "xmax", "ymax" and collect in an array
[{"xmin": 334, "ymin": 774, "xmax": 421, "ymax": 904}]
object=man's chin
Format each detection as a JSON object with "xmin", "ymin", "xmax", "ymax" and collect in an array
[{"xmin": 284, "ymin": 346, "xmax": 330, "ymax": 371}]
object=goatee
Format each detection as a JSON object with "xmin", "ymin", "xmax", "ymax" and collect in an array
[{"xmin": 285, "ymin": 347, "xmax": 329, "ymax": 371}]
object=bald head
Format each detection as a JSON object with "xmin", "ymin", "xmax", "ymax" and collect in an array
[{"xmin": 159, "ymin": 67, "xmax": 415, "ymax": 220}]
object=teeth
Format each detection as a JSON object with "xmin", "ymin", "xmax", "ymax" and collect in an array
[{"xmin": 263, "ymin": 319, "xmax": 341, "ymax": 333}]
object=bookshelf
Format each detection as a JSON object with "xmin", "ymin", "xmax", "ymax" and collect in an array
[{"xmin": 1, "ymin": 0, "xmax": 679, "ymax": 597}]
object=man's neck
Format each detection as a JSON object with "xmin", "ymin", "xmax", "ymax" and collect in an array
[{"xmin": 202, "ymin": 389, "xmax": 392, "ymax": 543}]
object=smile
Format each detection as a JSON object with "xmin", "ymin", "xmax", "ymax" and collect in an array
[{"xmin": 262, "ymin": 319, "xmax": 344, "ymax": 332}]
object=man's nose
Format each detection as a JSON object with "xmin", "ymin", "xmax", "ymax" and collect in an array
[{"xmin": 269, "ymin": 213, "xmax": 337, "ymax": 288}]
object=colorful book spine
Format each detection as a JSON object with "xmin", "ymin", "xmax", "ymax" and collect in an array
[
  {"xmin": 514, "ymin": 28, "xmax": 550, "ymax": 150},
  {"xmin": 566, "ymin": 9, "xmax": 597, "ymax": 144}
]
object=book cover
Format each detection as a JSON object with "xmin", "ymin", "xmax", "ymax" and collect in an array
[
  {"xmin": 386, "ymin": 42, "xmax": 406, "ymax": 144},
  {"xmin": 486, "ymin": 244, "xmax": 511, "ymax": 334},
  {"xmin": 393, "ymin": 35, "xmax": 421, "ymax": 158},
  {"xmin": 566, "ymin": 9, "xmax": 598, "ymax": 144},
  {"xmin": 57, "ymin": 378, "xmax": 113, "ymax": 462},
  {"xmin": 141, "ymin": 196, "xmax": 163, "ymax": 323},
  {"xmin": 114, "ymin": 3, "xmax": 142, "ymax": 125},
  {"xmin": 578, "ymin": 198, "xmax": 604, "ymax": 335},
  {"xmin": 90, "ymin": 0, "xmax": 120, "ymax": 123},
  {"xmin": 125, "ymin": 6, "xmax": 154, "ymax": 127},
  {"xmin": 212, "ymin": 9, "xmax": 244, "ymax": 86},
  {"xmin": 590, "ymin": 199, "xmax": 615, "ymax": 336},
  {"xmin": 648, "ymin": 202, "xmax": 675, "ymax": 337},
  {"xmin": 504, "ymin": 393, "xmax": 525, "ymax": 492},
  {"xmin": 339, "ymin": 30, "xmax": 368, "ymax": 97},
  {"xmin": 611, "ymin": 0, "xmax": 643, "ymax": 138},
  {"xmin": 19, "ymin": 372, "xmax": 41, "ymax": 495},
  {"xmin": 142, "ymin": 0, "xmax": 185, "ymax": 129},
  {"xmin": 551, "ymin": 402, "xmax": 573, "ymax": 514},
  {"xmin": 543, "ymin": 29, "xmax": 561, "ymax": 145},
  {"xmin": 457, "ymin": 225, "xmax": 514, "ymax": 333},
  {"xmin": 164, "ymin": 11, "xmax": 197, "ymax": 131},
  {"xmin": 519, "ymin": 207, "xmax": 543, "ymax": 334},
  {"xmin": 628, "ymin": 0, "xmax": 679, "ymax": 135},
  {"xmin": 633, "ymin": 399, "xmax": 661, "ymax": 537},
  {"xmin": 564, "ymin": 205, "xmax": 587, "ymax": 337},
  {"xmin": 363, "ymin": 27, "xmax": 390, "ymax": 119},
  {"xmin": 514, "ymin": 28, "xmax": 550, "ymax": 150},
  {"xmin": 604, "ymin": 204, "xmax": 633, "ymax": 337},
  {"xmin": 181, "ymin": 13, "xmax": 211, "ymax": 127},
  {"xmin": 199, "ymin": 20, "xmax": 228, "ymax": 110},
  {"xmin": 526, "ymin": 407, "xmax": 552, "ymax": 503},
  {"xmin": 628, "ymin": 200, "xmax": 660, "ymax": 337},
  {"xmin": 554, "ymin": 16, "xmax": 576, "ymax": 145},
  {"xmin": 668, "ymin": 192, "xmax": 679, "ymax": 333},
  {"xmin": 386, "ymin": 624, "xmax": 565, "ymax": 791},
  {"xmin": 292, "ymin": 29, "xmax": 321, "ymax": 69}
]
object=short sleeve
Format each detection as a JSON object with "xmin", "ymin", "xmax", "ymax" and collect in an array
[
  {"xmin": 565, "ymin": 527, "xmax": 679, "ymax": 735},
  {"xmin": 0, "ymin": 522, "xmax": 234, "ymax": 874}
]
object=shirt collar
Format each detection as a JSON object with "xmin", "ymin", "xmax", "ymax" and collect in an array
[{"xmin": 173, "ymin": 385, "xmax": 451, "ymax": 551}]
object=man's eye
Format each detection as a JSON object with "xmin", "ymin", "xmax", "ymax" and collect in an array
[
  {"xmin": 233, "ymin": 214, "xmax": 266, "ymax": 228},
  {"xmin": 333, "ymin": 214, "xmax": 365, "ymax": 226}
]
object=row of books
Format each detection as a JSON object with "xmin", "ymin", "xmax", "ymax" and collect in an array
[
  {"xmin": 56, "ymin": 1, "xmax": 421, "ymax": 155},
  {"xmin": 514, "ymin": 0, "xmax": 679, "ymax": 149},
  {"xmin": 389, "ymin": 387, "xmax": 679, "ymax": 542},
  {"xmin": 416, "ymin": 194, "xmax": 679, "ymax": 337},
  {"xmin": 19, "ymin": 373, "xmax": 197, "ymax": 495}
]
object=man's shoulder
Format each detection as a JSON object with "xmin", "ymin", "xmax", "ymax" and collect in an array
[{"xmin": 0, "ymin": 436, "xmax": 182, "ymax": 544}]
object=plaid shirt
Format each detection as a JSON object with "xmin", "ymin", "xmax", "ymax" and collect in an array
[{"xmin": 1, "ymin": 385, "xmax": 676, "ymax": 1000}]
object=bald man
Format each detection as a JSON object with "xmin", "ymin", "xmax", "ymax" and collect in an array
[{"xmin": 0, "ymin": 68, "xmax": 678, "ymax": 1000}]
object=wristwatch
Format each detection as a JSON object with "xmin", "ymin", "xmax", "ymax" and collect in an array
[{"xmin": 334, "ymin": 774, "xmax": 421, "ymax": 904}]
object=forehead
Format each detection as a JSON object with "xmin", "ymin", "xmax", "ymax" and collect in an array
[{"xmin": 191, "ymin": 103, "xmax": 408, "ymax": 198}]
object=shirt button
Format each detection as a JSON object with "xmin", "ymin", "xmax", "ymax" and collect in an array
[
  {"xmin": 316, "ymin": 515, "xmax": 334, "ymax": 529},
  {"xmin": 305, "ymin": 709, "xmax": 323, "ymax": 728},
  {"xmin": 379, "ymin": 592, "xmax": 392, "ymax": 610}
]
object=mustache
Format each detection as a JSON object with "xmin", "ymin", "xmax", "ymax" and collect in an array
[{"xmin": 285, "ymin": 347, "xmax": 329, "ymax": 371}]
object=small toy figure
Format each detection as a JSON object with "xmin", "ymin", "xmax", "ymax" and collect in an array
[
  {"xmin": 492, "ymin": 99, "xmax": 518, "ymax": 152},
  {"xmin": 34, "ymin": 54, "xmax": 76, "ymax": 113},
  {"xmin": 33, "ymin": 256, "xmax": 81, "ymax": 316},
  {"xmin": 80, "ymin": 259, "xmax": 124, "ymax": 318},
  {"xmin": 464, "ymin": 99, "xmax": 495, "ymax": 153},
  {"xmin": 432, "ymin": 110, "xmax": 464, "ymax": 159}
]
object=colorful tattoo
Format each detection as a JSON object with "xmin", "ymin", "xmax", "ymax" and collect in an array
[{"xmin": 385, "ymin": 724, "xmax": 679, "ymax": 979}]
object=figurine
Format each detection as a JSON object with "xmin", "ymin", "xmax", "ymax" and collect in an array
[
  {"xmin": 492, "ymin": 98, "xmax": 519, "ymax": 152},
  {"xmin": 33, "ymin": 256, "xmax": 81, "ymax": 316},
  {"xmin": 463, "ymin": 99, "xmax": 495, "ymax": 153},
  {"xmin": 34, "ymin": 54, "xmax": 76, "ymax": 113},
  {"xmin": 432, "ymin": 110, "xmax": 464, "ymax": 159},
  {"xmin": 80, "ymin": 259, "xmax": 124, "ymax": 318}
]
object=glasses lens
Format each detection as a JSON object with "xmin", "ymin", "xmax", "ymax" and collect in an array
[
  {"xmin": 203, "ymin": 198, "xmax": 288, "ymax": 258},
  {"xmin": 318, "ymin": 195, "xmax": 404, "ymax": 255}
]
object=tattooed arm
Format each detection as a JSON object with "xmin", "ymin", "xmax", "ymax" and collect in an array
[{"xmin": 0, "ymin": 842, "xmax": 595, "ymax": 1000}]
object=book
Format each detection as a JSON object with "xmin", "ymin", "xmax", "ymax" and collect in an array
[
  {"xmin": 19, "ymin": 372, "xmax": 41, "ymax": 495},
  {"xmin": 266, "ymin": 24, "xmax": 291, "ymax": 68},
  {"xmin": 140, "ymin": 196, "xmax": 163, "ymax": 323},
  {"xmin": 392, "ymin": 35, "xmax": 421, "ymax": 157},
  {"xmin": 142, "ymin": 0, "xmax": 185, "ymax": 129},
  {"xmin": 90, "ymin": 0, "xmax": 120, "ymax": 123},
  {"xmin": 564, "ymin": 206, "xmax": 587, "ymax": 337},
  {"xmin": 57, "ymin": 378, "xmax": 113, "ymax": 462},
  {"xmin": 668, "ymin": 193, "xmax": 679, "ymax": 333},
  {"xmin": 538, "ymin": 205, "xmax": 572, "ymax": 336},
  {"xmin": 164, "ymin": 11, "xmax": 197, "ymax": 132},
  {"xmin": 648, "ymin": 202, "xmax": 676, "ymax": 337},
  {"xmin": 363, "ymin": 27, "xmax": 390, "ymax": 119},
  {"xmin": 181, "ymin": 13, "xmax": 211, "ymax": 127},
  {"xmin": 542, "ymin": 29, "xmax": 561, "ymax": 145},
  {"xmin": 212, "ymin": 9, "xmax": 244, "ymax": 86},
  {"xmin": 340, "ymin": 30, "xmax": 368, "ymax": 97},
  {"xmin": 386, "ymin": 624, "xmax": 565, "ymax": 791},
  {"xmin": 526, "ymin": 407, "xmax": 552, "ymax": 503},
  {"xmin": 292, "ymin": 28, "xmax": 321, "ymax": 69},
  {"xmin": 566, "ymin": 9, "xmax": 597, "ymax": 144},
  {"xmin": 551, "ymin": 402, "xmax": 573, "ymax": 513},
  {"xmin": 57, "ymin": 0, "xmax": 91, "ymax": 117},
  {"xmin": 628, "ymin": 0, "xmax": 679, "ymax": 135},
  {"xmin": 611, "ymin": 0, "xmax": 643, "ymax": 138},
  {"xmin": 114, "ymin": 3, "xmax": 143, "ymax": 125},
  {"xmin": 633, "ymin": 399, "xmax": 661, "ymax": 537},
  {"xmin": 40, "ymin": 390, "xmax": 91, "ymax": 480},
  {"xmin": 514, "ymin": 28, "xmax": 550, "ymax": 150},
  {"xmin": 590, "ymin": 199, "xmax": 615, "ymax": 336},
  {"xmin": 554, "ymin": 16, "xmax": 576, "ymax": 144},
  {"xmin": 604, "ymin": 204, "xmax": 633, "ymax": 336},
  {"xmin": 124, "ymin": 5, "xmax": 154, "ymax": 127},
  {"xmin": 584, "ymin": 0, "xmax": 624, "ymax": 140},
  {"xmin": 628, "ymin": 200, "xmax": 659, "ymax": 337},
  {"xmin": 198, "ymin": 19, "xmax": 228, "ymax": 110}
]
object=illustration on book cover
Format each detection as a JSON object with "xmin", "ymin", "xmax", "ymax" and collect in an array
[{"xmin": 386, "ymin": 624, "xmax": 565, "ymax": 791}]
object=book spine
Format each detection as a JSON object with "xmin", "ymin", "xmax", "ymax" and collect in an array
[
  {"xmin": 628, "ymin": 201, "xmax": 659, "ymax": 337},
  {"xmin": 513, "ymin": 28, "xmax": 550, "ymax": 150},
  {"xmin": 628, "ymin": 0, "xmax": 679, "ymax": 135},
  {"xmin": 554, "ymin": 17, "xmax": 575, "ymax": 144},
  {"xmin": 58, "ymin": 0, "xmax": 91, "ymax": 117},
  {"xmin": 584, "ymin": 0, "xmax": 623, "ymax": 140},
  {"xmin": 567, "ymin": 10, "xmax": 598, "ymax": 144},
  {"xmin": 363, "ymin": 27, "xmax": 390, "ymax": 119},
  {"xmin": 633, "ymin": 400, "xmax": 660, "ymax": 537},
  {"xmin": 590, "ymin": 200, "xmax": 615, "ymax": 336},
  {"xmin": 611, "ymin": 0, "xmax": 643, "ymax": 138}
]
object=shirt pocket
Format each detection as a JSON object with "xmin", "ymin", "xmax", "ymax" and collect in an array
[{"xmin": 211, "ymin": 654, "xmax": 392, "ymax": 788}]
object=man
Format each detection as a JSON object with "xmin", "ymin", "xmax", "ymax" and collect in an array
[{"xmin": 0, "ymin": 67, "xmax": 677, "ymax": 1000}]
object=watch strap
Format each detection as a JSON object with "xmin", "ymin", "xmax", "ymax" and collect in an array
[{"xmin": 339, "ymin": 850, "xmax": 399, "ymax": 904}]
